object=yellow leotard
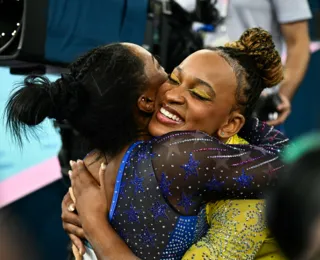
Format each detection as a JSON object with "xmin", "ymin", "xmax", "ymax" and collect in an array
[{"xmin": 182, "ymin": 135, "xmax": 285, "ymax": 260}]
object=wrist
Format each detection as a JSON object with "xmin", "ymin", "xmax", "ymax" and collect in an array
[{"xmin": 81, "ymin": 214, "xmax": 109, "ymax": 237}]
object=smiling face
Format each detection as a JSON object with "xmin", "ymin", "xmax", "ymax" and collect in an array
[{"xmin": 148, "ymin": 49, "xmax": 245, "ymax": 139}]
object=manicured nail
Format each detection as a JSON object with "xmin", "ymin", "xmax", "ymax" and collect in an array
[
  {"xmin": 101, "ymin": 162, "xmax": 106, "ymax": 170},
  {"xmin": 68, "ymin": 170, "xmax": 72, "ymax": 177},
  {"xmin": 68, "ymin": 203, "xmax": 75, "ymax": 212},
  {"xmin": 77, "ymin": 159, "xmax": 83, "ymax": 165},
  {"xmin": 69, "ymin": 160, "xmax": 75, "ymax": 167}
]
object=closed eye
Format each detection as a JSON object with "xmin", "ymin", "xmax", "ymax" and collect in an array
[
  {"xmin": 167, "ymin": 73, "xmax": 180, "ymax": 85},
  {"xmin": 189, "ymin": 89, "xmax": 212, "ymax": 101}
]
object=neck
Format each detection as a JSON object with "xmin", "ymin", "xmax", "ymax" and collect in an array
[{"xmin": 136, "ymin": 128, "xmax": 152, "ymax": 141}]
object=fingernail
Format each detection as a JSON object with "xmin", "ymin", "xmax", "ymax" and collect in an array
[
  {"xmin": 77, "ymin": 159, "xmax": 83, "ymax": 165},
  {"xmin": 68, "ymin": 170, "xmax": 72, "ymax": 177},
  {"xmin": 68, "ymin": 204, "xmax": 75, "ymax": 212},
  {"xmin": 79, "ymin": 249, "xmax": 83, "ymax": 255},
  {"xmin": 69, "ymin": 160, "xmax": 75, "ymax": 167},
  {"xmin": 101, "ymin": 162, "xmax": 106, "ymax": 170}
]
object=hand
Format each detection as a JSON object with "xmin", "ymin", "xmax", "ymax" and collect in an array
[
  {"xmin": 267, "ymin": 93, "xmax": 291, "ymax": 126},
  {"xmin": 61, "ymin": 191, "xmax": 86, "ymax": 256},
  {"xmin": 69, "ymin": 160, "xmax": 108, "ymax": 228}
]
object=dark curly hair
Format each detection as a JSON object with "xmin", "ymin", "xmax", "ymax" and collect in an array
[
  {"xmin": 209, "ymin": 27, "xmax": 284, "ymax": 118},
  {"xmin": 5, "ymin": 43, "xmax": 147, "ymax": 156}
]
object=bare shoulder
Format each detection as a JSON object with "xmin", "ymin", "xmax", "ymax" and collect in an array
[{"xmin": 83, "ymin": 149, "xmax": 108, "ymax": 183}]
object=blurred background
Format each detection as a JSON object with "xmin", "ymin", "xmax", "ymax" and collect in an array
[{"xmin": 0, "ymin": 0, "xmax": 319, "ymax": 259}]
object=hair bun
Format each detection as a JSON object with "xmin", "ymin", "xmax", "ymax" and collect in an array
[{"xmin": 225, "ymin": 27, "xmax": 284, "ymax": 88}]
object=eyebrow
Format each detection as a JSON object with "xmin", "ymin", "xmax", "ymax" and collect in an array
[{"xmin": 176, "ymin": 67, "xmax": 216, "ymax": 97}]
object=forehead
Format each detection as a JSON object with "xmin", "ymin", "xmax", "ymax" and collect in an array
[
  {"xmin": 179, "ymin": 50, "xmax": 237, "ymax": 90},
  {"xmin": 122, "ymin": 43, "xmax": 152, "ymax": 62}
]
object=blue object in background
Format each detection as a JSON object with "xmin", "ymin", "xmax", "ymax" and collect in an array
[
  {"xmin": 285, "ymin": 50, "xmax": 320, "ymax": 139},
  {"xmin": 45, "ymin": 0, "xmax": 149, "ymax": 64},
  {"xmin": 45, "ymin": 0, "xmax": 125, "ymax": 63},
  {"xmin": 120, "ymin": 0, "xmax": 149, "ymax": 44}
]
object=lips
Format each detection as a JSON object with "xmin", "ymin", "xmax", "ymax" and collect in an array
[{"xmin": 156, "ymin": 105, "xmax": 184, "ymax": 125}]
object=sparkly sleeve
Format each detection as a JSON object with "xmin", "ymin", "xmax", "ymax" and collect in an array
[
  {"xmin": 238, "ymin": 117, "xmax": 289, "ymax": 153},
  {"xmin": 151, "ymin": 130, "xmax": 286, "ymax": 215}
]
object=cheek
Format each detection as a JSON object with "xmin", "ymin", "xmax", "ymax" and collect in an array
[
  {"xmin": 187, "ymin": 103, "xmax": 230, "ymax": 131},
  {"xmin": 155, "ymin": 82, "xmax": 171, "ymax": 102}
]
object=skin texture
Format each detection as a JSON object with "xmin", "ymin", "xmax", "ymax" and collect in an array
[{"xmin": 148, "ymin": 50, "xmax": 245, "ymax": 142}]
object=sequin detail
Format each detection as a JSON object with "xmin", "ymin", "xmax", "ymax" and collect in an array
[
  {"xmin": 130, "ymin": 172, "xmax": 145, "ymax": 194},
  {"xmin": 182, "ymin": 200, "xmax": 268, "ymax": 260},
  {"xmin": 177, "ymin": 192, "xmax": 195, "ymax": 213},
  {"xmin": 234, "ymin": 170, "xmax": 254, "ymax": 188},
  {"xmin": 150, "ymin": 201, "xmax": 169, "ymax": 220},
  {"xmin": 124, "ymin": 203, "xmax": 141, "ymax": 223},
  {"xmin": 162, "ymin": 216, "xmax": 198, "ymax": 259},
  {"xmin": 159, "ymin": 172, "xmax": 173, "ymax": 197},
  {"xmin": 206, "ymin": 177, "xmax": 224, "ymax": 191},
  {"xmin": 181, "ymin": 153, "xmax": 200, "ymax": 180}
]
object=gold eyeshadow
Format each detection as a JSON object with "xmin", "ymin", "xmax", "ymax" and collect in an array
[
  {"xmin": 170, "ymin": 73, "xmax": 181, "ymax": 84},
  {"xmin": 190, "ymin": 88, "xmax": 212, "ymax": 100}
]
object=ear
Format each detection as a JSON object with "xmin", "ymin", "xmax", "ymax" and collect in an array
[
  {"xmin": 217, "ymin": 111, "xmax": 245, "ymax": 141},
  {"xmin": 137, "ymin": 95, "xmax": 154, "ymax": 114}
]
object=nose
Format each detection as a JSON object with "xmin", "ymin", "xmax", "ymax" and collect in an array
[{"xmin": 163, "ymin": 84, "xmax": 186, "ymax": 105}]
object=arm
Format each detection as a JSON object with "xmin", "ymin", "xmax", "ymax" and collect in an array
[
  {"xmin": 280, "ymin": 21, "xmax": 311, "ymax": 101},
  {"xmin": 83, "ymin": 216, "xmax": 140, "ymax": 260},
  {"xmin": 271, "ymin": 0, "xmax": 312, "ymax": 100},
  {"xmin": 268, "ymin": 21, "xmax": 310, "ymax": 126},
  {"xmin": 267, "ymin": 0, "xmax": 311, "ymax": 126},
  {"xmin": 69, "ymin": 161, "xmax": 139, "ymax": 260},
  {"xmin": 151, "ymin": 129, "xmax": 288, "ymax": 215}
]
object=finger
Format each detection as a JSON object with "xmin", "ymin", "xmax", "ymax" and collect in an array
[
  {"xmin": 276, "ymin": 110, "xmax": 290, "ymax": 124},
  {"xmin": 69, "ymin": 187, "xmax": 76, "ymax": 204},
  {"xmin": 277, "ymin": 103, "xmax": 286, "ymax": 111},
  {"xmin": 99, "ymin": 162, "xmax": 107, "ymax": 192},
  {"xmin": 63, "ymin": 223, "xmax": 85, "ymax": 238},
  {"xmin": 277, "ymin": 103, "xmax": 290, "ymax": 111},
  {"xmin": 69, "ymin": 234, "xmax": 86, "ymax": 256},
  {"xmin": 267, "ymin": 110, "xmax": 290, "ymax": 126},
  {"xmin": 76, "ymin": 160, "xmax": 97, "ymax": 185},
  {"xmin": 61, "ymin": 210, "xmax": 82, "ymax": 227},
  {"xmin": 62, "ymin": 192, "xmax": 74, "ymax": 208},
  {"xmin": 68, "ymin": 203, "xmax": 76, "ymax": 212},
  {"xmin": 72, "ymin": 244, "xmax": 82, "ymax": 260},
  {"xmin": 70, "ymin": 160, "xmax": 77, "ymax": 170}
]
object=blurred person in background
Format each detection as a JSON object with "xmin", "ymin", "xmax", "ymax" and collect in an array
[
  {"xmin": 267, "ymin": 133, "xmax": 320, "ymax": 260},
  {"xmin": 175, "ymin": 0, "xmax": 312, "ymax": 127}
]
